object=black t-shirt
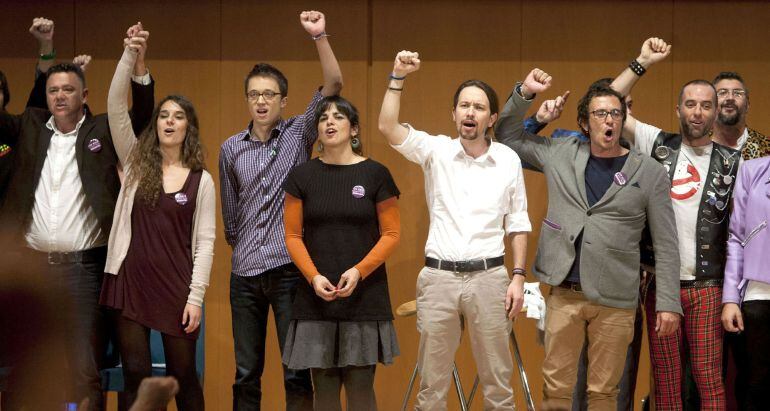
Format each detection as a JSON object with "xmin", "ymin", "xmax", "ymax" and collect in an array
[
  {"xmin": 566, "ymin": 153, "xmax": 629, "ymax": 284},
  {"xmin": 283, "ymin": 158, "xmax": 400, "ymax": 321}
]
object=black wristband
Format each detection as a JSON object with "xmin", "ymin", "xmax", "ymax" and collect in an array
[
  {"xmin": 388, "ymin": 86, "xmax": 403, "ymax": 91},
  {"xmin": 512, "ymin": 268, "xmax": 526, "ymax": 277},
  {"xmin": 629, "ymin": 60, "xmax": 646, "ymax": 76},
  {"xmin": 389, "ymin": 73, "xmax": 406, "ymax": 81}
]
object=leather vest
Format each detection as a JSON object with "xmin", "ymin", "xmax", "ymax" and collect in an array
[{"xmin": 640, "ymin": 131, "xmax": 740, "ymax": 280}]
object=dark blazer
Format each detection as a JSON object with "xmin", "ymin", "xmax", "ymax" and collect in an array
[
  {"xmin": 0, "ymin": 78, "xmax": 154, "ymax": 248},
  {"xmin": 494, "ymin": 87, "xmax": 682, "ymax": 314},
  {"xmin": 0, "ymin": 70, "xmax": 49, "ymax": 208}
]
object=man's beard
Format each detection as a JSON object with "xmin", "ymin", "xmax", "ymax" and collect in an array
[
  {"xmin": 680, "ymin": 117, "xmax": 711, "ymax": 141},
  {"xmin": 717, "ymin": 108, "xmax": 741, "ymax": 126}
]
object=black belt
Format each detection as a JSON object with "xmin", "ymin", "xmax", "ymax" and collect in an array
[
  {"xmin": 29, "ymin": 246, "xmax": 107, "ymax": 265},
  {"xmin": 680, "ymin": 279, "xmax": 723, "ymax": 289},
  {"xmin": 425, "ymin": 256, "xmax": 504, "ymax": 272},
  {"xmin": 558, "ymin": 281, "xmax": 583, "ymax": 292}
]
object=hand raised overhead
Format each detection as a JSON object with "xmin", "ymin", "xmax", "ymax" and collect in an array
[
  {"xmin": 72, "ymin": 55, "xmax": 92, "ymax": 72},
  {"xmin": 392, "ymin": 50, "xmax": 421, "ymax": 78},
  {"xmin": 535, "ymin": 90, "xmax": 570, "ymax": 124},
  {"xmin": 521, "ymin": 68, "xmax": 552, "ymax": 98},
  {"xmin": 29, "ymin": 17, "xmax": 54, "ymax": 42},
  {"xmin": 638, "ymin": 37, "xmax": 671, "ymax": 67},
  {"xmin": 300, "ymin": 10, "xmax": 326, "ymax": 37},
  {"xmin": 123, "ymin": 22, "xmax": 150, "ymax": 59}
]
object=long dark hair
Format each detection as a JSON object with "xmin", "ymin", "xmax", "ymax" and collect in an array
[{"xmin": 127, "ymin": 95, "xmax": 205, "ymax": 206}]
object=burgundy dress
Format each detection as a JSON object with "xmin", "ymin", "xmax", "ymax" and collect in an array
[{"xmin": 101, "ymin": 170, "xmax": 202, "ymax": 339}]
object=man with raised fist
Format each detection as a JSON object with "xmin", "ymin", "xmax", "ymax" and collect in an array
[
  {"xmin": 495, "ymin": 67, "xmax": 681, "ymax": 410},
  {"xmin": 379, "ymin": 51, "xmax": 531, "ymax": 410}
]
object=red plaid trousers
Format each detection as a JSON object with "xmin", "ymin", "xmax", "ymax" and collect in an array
[{"xmin": 644, "ymin": 283, "xmax": 726, "ymax": 410}]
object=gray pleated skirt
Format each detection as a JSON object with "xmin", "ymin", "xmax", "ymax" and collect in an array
[{"xmin": 282, "ymin": 319, "xmax": 400, "ymax": 370}]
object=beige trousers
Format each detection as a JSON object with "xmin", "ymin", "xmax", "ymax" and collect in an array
[
  {"xmin": 414, "ymin": 265, "xmax": 514, "ymax": 411},
  {"xmin": 542, "ymin": 287, "xmax": 636, "ymax": 411}
]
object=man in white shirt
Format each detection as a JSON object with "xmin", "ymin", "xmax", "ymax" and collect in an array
[
  {"xmin": 0, "ymin": 22, "xmax": 154, "ymax": 410},
  {"xmin": 378, "ymin": 51, "xmax": 531, "ymax": 411}
]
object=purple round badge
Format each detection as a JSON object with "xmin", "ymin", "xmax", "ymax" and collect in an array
[
  {"xmin": 174, "ymin": 192, "xmax": 188, "ymax": 205},
  {"xmin": 613, "ymin": 172, "xmax": 628, "ymax": 186},
  {"xmin": 352, "ymin": 185, "xmax": 365, "ymax": 199},
  {"xmin": 87, "ymin": 138, "xmax": 102, "ymax": 153}
]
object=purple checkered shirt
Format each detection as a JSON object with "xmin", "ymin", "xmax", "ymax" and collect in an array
[{"xmin": 219, "ymin": 91, "xmax": 323, "ymax": 277}]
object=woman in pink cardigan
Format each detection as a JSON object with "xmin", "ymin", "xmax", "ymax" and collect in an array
[{"xmin": 99, "ymin": 24, "xmax": 215, "ymax": 411}]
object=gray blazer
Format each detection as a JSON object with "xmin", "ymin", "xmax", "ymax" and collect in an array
[{"xmin": 494, "ymin": 88, "xmax": 682, "ymax": 314}]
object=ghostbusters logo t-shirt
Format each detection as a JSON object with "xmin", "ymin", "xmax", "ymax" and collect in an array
[{"xmin": 636, "ymin": 122, "xmax": 711, "ymax": 280}]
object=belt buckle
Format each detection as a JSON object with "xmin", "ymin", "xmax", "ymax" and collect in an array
[
  {"xmin": 454, "ymin": 260, "xmax": 469, "ymax": 272},
  {"xmin": 47, "ymin": 252, "xmax": 63, "ymax": 265}
]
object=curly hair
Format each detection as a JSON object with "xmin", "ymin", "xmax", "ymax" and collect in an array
[{"xmin": 127, "ymin": 95, "xmax": 205, "ymax": 206}]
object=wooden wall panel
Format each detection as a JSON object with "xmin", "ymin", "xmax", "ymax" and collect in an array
[
  {"xmin": 3, "ymin": 1, "xmax": 770, "ymax": 410},
  {"xmin": 0, "ymin": 1, "xmax": 75, "ymax": 58},
  {"xmin": 74, "ymin": 0, "xmax": 220, "ymax": 60},
  {"xmin": 672, "ymin": 0, "xmax": 770, "ymax": 134},
  {"xmin": 220, "ymin": 0, "xmax": 368, "ymax": 61}
]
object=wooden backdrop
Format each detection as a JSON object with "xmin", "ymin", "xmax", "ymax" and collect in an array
[{"xmin": 2, "ymin": 1, "xmax": 769, "ymax": 409}]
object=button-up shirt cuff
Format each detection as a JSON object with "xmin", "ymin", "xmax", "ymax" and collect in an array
[
  {"xmin": 505, "ymin": 212, "xmax": 532, "ymax": 234},
  {"xmin": 131, "ymin": 71, "xmax": 152, "ymax": 85},
  {"xmin": 390, "ymin": 124, "xmax": 438, "ymax": 166}
]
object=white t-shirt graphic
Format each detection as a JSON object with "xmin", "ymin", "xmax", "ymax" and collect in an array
[{"xmin": 636, "ymin": 122, "xmax": 711, "ymax": 280}]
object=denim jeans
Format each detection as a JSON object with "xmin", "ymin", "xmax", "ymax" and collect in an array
[{"xmin": 230, "ymin": 264, "xmax": 313, "ymax": 411}]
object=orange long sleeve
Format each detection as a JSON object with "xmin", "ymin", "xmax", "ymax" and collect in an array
[
  {"xmin": 354, "ymin": 196, "xmax": 401, "ymax": 279},
  {"xmin": 284, "ymin": 193, "xmax": 321, "ymax": 283}
]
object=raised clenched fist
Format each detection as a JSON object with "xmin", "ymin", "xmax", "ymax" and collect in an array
[
  {"xmin": 29, "ymin": 17, "xmax": 54, "ymax": 42},
  {"xmin": 521, "ymin": 68, "xmax": 552, "ymax": 98},
  {"xmin": 300, "ymin": 10, "xmax": 326, "ymax": 37},
  {"xmin": 72, "ymin": 55, "xmax": 92, "ymax": 72},
  {"xmin": 392, "ymin": 50, "xmax": 421, "ymax": 78},
  {"xmin": 638, "ymin": 37, "xmax": 671, "ymax": 67}
]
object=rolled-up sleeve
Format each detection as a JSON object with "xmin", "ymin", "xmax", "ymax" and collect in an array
[
  {"xmin": 504, "ymin": 161, "xmax": 532, "ymax": 234},
  {"xmin": 390, "ymin": 125, "xmax": 445, "ymax": 166}
]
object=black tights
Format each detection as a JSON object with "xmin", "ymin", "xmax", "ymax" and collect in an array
[
  {"xmin": 116, "ymin": 315, "xmax": 204, "ymax": 411},
  {"xmin": 310, "ymin": 365, "xmax": 376, "ymax": 411}
]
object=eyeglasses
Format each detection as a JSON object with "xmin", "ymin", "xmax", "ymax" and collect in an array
[
  {"xmin": 246, "ymin": 90, "xmax": 282, "ymax": 101},
  {"xmin": 716, "ymin": 89, "xmax": 746, "ymax": 99},
  {"xmin": 589, "ymin": 109, "xmax": 623, "ymax": 121}
]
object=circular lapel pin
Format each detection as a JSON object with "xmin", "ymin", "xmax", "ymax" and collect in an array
[
  {"xmin": 722, "ymin": 175, "xmax": 733, "ymax": 185},
  {"xmin": 174, "ymin": 192, "xmax": 188, "ymax": 205},
  {"xmin": 613, "ymin": 172, "xmax": 628, "ymax": 186},
  {"xmin": 87, "ymin": 138, "xmax": 102, "ymax": 153},
  {"xmin": 654, "ymin": 146, "xmax": 670, "ymax": 160},
  {"xmin": 352, "ymin": 185, "xmax": 365, "ymax": 198}
]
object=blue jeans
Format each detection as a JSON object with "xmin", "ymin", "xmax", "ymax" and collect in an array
[{"xmin": 230, "ymin": 264, "xmax": 313, "ymax": 411}]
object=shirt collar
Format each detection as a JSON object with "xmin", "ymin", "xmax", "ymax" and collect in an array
[
  {"xmin": 452, "ymin": 137, "xmax": 496, "ymax": 164},
  {"xmin": 46, "ymin": 114, "xmax": 86, "ymax": 136},
  {"xmin": 244, "ymin": 119, "xmax": 287, "ymax": 143}
]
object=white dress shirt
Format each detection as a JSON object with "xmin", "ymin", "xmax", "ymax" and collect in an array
[
  {"xmin": 26, "ymin": 115, "xmax": 107, "ymax": 252},
  {"xmin": 392, "ymin": 125, "xmax": 531, "ymax": 261}
]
